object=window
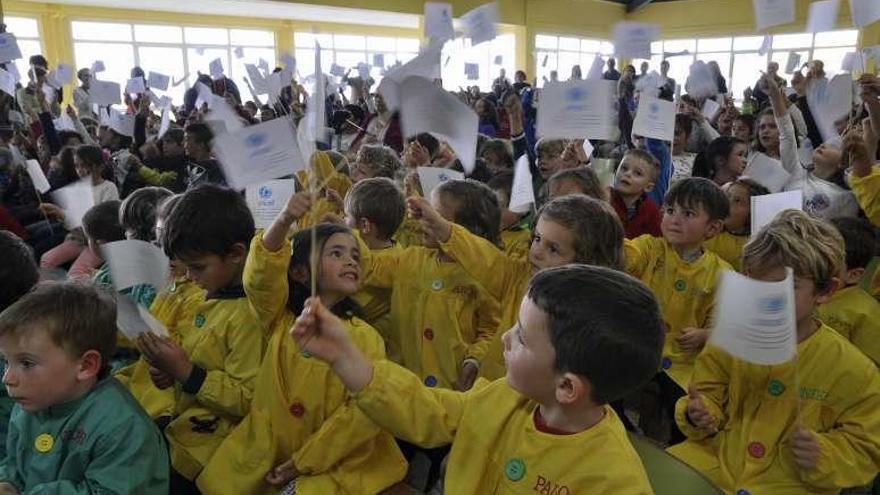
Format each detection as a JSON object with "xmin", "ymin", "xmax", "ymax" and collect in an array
[
  {"xmin": 441, "ymin": 34, "xmax": 516, "ymax": 92},
  {"xmin": 629, "ymin": 29, "xmax": 858, "ymax": 102},
  {"xmin": 534, "ymin": 34, "xmax": 613, "ymax": 87},
  {"xmin": 4, "ymin": 16, "xmax": 43, "ymax": 81},
  {"xmin": 72, "ymin": 20, "xmax": 275, "ymax": 104},
  {"xmin": 294, "ymin": 32, "xmax": 419, "ymax": 98}
]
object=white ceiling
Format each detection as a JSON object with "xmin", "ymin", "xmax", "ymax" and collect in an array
[{"xmin": 15, "ymin": 0, "xmax": 421, "ymax": 28}]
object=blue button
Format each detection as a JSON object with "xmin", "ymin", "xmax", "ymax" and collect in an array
[
  {"xmin": 194, "ymin": 314, "xmax": 206, "ymax": 328},
  {"xmin": 424, "ymin": 375, "xmax": 437, "ymax": 387},
  {"xmin": 736, "ymin": 490, "xmax": 750, "ymax": 495},
  {"xmin": 661, "ymin": 357, "xmax": 672, "ymax": 370},
  {"xmin": 504, "ymin": 458, "xmax": 526, "ymax": 481}
]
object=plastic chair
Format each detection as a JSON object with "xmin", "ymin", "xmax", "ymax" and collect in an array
[{"xmin": 628, "ymin": 432, "xmax": 724, "ymax": 495}]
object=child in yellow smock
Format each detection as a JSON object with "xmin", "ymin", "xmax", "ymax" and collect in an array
[
  {"xmin": 705, "ymin": 178, "xmax": 769, "ymax": 272},
  {"xmin": 815, "ymin": 217, "xmax": 880, "ymax": 365},
  {"xmin": 411, "ymin": 193, "xmax": 625, "ymax": 380},
  {"xmin": 487, "ymin": 170, "xmax": 533, "ymax": 262},
  {"xmin": 292, "ymin": 265, "xmax": 665, "ymax": 494},
  {"xmin": 137, "ymin": 185, "xmax": 264, "ymax": 487},
  {"xmin": 297, "ymin": 151, "xmax": 352, "ymax": 229},
  {"xmin": 358, "ymin": 179, "xmax": 501, "ymax": 392},
  {"xmin": 669, "ymin": 210, "xmax": 880, "ymax": 494},
  {"xmin": 197, "ymin": 192, "xmax": 406, "ymax": 494}
]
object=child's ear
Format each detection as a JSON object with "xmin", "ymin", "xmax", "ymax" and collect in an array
[
  {"xmin": 845, "ymin": 267, "xmax": 865, "ymax": 285},
  {"xmin": 555, "ymin": 372, "xmax": 590, "ymax": 406},
  {"xmin": 227, "ymin": 242, "xmax": 248, "ymax": 264},
  {"xmin": 816, "ymin": 277, "xmax": 842, "ymax": 304},
  {"xmin": 358, "ymin": 218, "xmax": 372, "ymax": 235},
  {"xmin": 77, "ymin": 349, "xmax": 103, "ymax": 381},
  {"xmin": 704, "ymin": 218, "xmax": 724, "ymax": 239},
  {"xmin": 644, "ymin": 180, "xmax": 656, "ymax": 194}
]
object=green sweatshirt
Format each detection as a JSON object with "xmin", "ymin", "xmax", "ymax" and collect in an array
[{"xmin": 0, "ymin": 377, "xmax": 169, "ymax": 494}]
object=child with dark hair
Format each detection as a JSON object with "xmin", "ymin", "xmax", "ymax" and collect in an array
[
  {"xmin": 487, "ymin": 171, "xmax": 532, "ymax": 262},
  {"xmin": 815, "ymin": 217, "xmax": 880, "ymax": 365},
  {"xmin": 414, "ymin": 193, "xmax": 625, "ymax": 381},
  {"xmin": 183, "ymin": 123, "xmax": 226, "ymax": 190},
  {"xmin": 291, "ymin": 264, "xmax": 664, "ymax": 493},
  {"xmin": 0, "ymin": 282, "xmax": 169, "ymax": 494},
  {"xmin": 705, "ymin": 177, "xmax": 769, "ymax": 272},
  {"xmin": 610, "ymin": 149, "xmax": 663, "ymax": 239},
  {"xmin": 197, "ymin": 191, "xmax": 407, "ymax": 494},
  {"xmin": 692, "ymin": 136, "xmax": 748, "ymax": 187},
  {"xmin": 402, "ymin": 133, "xmax": 440, "ymax": 169},
  {"xmin": 624, "ymin": 177, "xmax": 732, "ymax": 442},
  {"xmin": 671, "ymin": 113, "xmax": 696, "ymax": 183},
  {"xmin": 83, "ymin": 200, "xmax": 126, "ymax": 289},
  {"xmin": 547, "ymin": 167, "xmax": 606, "ymax": 201},
  {"xmin": 139, "ymin": 184, "xmax": 262, "ymax": 488},
  {"xmin": 671, "ymin": 211, "xmax": 880, "ymax": 493}
]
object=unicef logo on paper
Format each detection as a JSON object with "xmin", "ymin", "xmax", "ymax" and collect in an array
[
  {"xmin": 758, "ymin": 296, "xmax": 785, "ymax": 315},
  {"xmin": 650, "ymin": 102, "xmax": 660, "ymax": 114},
  {"xmin": 438, "ymin": 173, "xmax": 451, "ymax": 182},
  {"xmin": 564, "ymin": 86, "xmax": 588, "ymax": 112},
  {"xmin": 246, "ymin": 133, "xmax": 268, "ymax": 148},
  {"xmin": 259, "ymin": 185, "xmax": 272, "ymax": 199}
]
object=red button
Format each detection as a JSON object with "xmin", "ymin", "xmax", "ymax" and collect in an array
[
  {"xmin": 289, "ymin": 402, "xmax": 305, "ymax": 418},
  {"xmin": 747, "ymin": 441, "xmax": 765, "ymax": 458},
  {"xmin": 423, "ymin": 328, "xmax": 434, "ymax": 340}
]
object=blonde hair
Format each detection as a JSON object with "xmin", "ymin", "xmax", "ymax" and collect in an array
[{"xmin": 742, "ymin": 210, "xmax": 845, "ymax": 292}]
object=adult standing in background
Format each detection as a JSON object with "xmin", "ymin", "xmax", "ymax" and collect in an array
[
  {"xmin": 72, "ymin": 68, "xmax": 95, "ymax": 119},
  {"xmin": 603, "ymin": 59, "xmax": 621, "ymax": 81},
  {"xmin": 658, "ymin": 60, "xmax": 676, "ymax": 101},
  {"xmin": 707, "ymin": 61, "xmax": 728, "ymax": 95}
]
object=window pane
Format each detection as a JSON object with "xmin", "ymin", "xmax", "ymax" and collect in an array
[
  {"xmin": 184, "ymin": 27, "xmax": 228, "ymax": 45},
  {"xmin": 813, "ymin": 29, "xmax": 858, "ymax": 47},
  {"xmin": 600, "ymin": 41, "xmax": 614, "ymax": 55},
  {"xmin": 6, "ymin": 17, "xmax": 40, "ymax": 39},
  {"xmin": 665, "ymin": 56, "xmax": 692, "ymax": 88},
  {"xmin": 650, "ymin": 41, "xmax": 663, "ymax": 54},
  {"xmin": 536, "ymin": 52, "xmax": 558, "ymax": 87},
  {"xmin": 137, "ymin": 46, "xmax": 186, "ymax": 102},
  {"xmin": 295, "ymin": 49, "xmax": 315, "ymax": 73},
  {"xmin": 230, "ymin": 47, "xmax": 275, "ymax": 84},
  {"xmin": 230, "ymin": 29, "xmax": 274, "ymax": 47},
  {"xmin": 731, "ymin": 52, "xmax": 766, "ymax": 101},
  {"xmin": 581, "ymin": 39, "xmax": 601, "ymax": 52},
  {"xmin": 335, "ymin": 51, "xmax": 365, "ymax": 70},
  {"xmin": 698, "ymin": 37, "xmax": 731, "ymax": 52},
  {"xmin": 397, "ymin": 38, "xmax": 420, "ymax": 52},
  {"xmin": 535, "ymin": 35, "xmax": 557, "ymax": 50},
  {"xmin": 134, "ymin": 24, "xmax": 182, "ymax": 44},
  {"xmin": 333, "ymin": 35, "xmax": 365, "ymax": 51},
  {"xmin": 396, "ymin": 52, "xmax": 416, "ymax": 65},
  {"xmin": 559, "ymin": 37, "xmax": 580, "ymax": 51},
  {"xmin": 367, "ymin": 37, "xmax": 396, "ymax": 51},
  {"xmin": 813, "ymin": 47, "xmax": 854, "ymax": 75},
  {"xmin": 72, "ymin": 21, "xmax": 132, "ymax": 42},
  {"xmin": 733, "ymin": 35, "xmax": 765, "ymax": 51},
  {"xmin": 664, "ymin": 39, "xmax": 696, "ymax": 53},
  {"xmin": 187, "ymin": 47, "xmax": 228, "ymax": 84},
  {"xmin": 11, "ymin": 40, "xmax": 43, "ymax": 84},
  {"xmin": 772, "ymin": 33, "xmax": 813, "ymax": 49},
  {"xmin": 557, "ymin": 51, "xmax": 580, "ymax": 79},
  {"xmin": 74, "ymin": 42, "xmax": 134, "ymax": 84}
]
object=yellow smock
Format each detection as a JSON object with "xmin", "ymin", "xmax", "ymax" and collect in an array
[
  {"xmin": 815, "ymin": 285, "xmax": 880, "ymax": 366},
  {"xmin": 164, "ymin": 289, "xmax": 263, "ymax": 480},
  {"xmin": 296, "ymin": 152, "xmax": 352, "ymax": 229},
  {"xmin": 501, "ymin": 227, "xmax": 531, "ymax": 262},
  {"xmin": 116, "ymin": 277, "xmax": 203, "ymax": 419},
  {"xmin": 849, "ymin": 166, "xmax": 880, "ymax": 227},
  {"xmin": 439, "ymin": 224, "xmax": 531, "ymax": 380},
  {"xmin": 197, "ymin": 235, "xmax": 406, "ymax": 494},
  {"xmin": 351, "ymin": 244, "xmax": 400, "ymax": 363},
  {"xmin": 668, "ymin": 324, "xmax": 880, "ymax": 494},
  {"xmin": 355, "ymin": 360, "xmax": 655, "ymax": 494},
  {"xmin": 359, "ymin": 233, "xmax": 501, "ymax": 389},
  {"xmin": 704, "ymin": 231, "xmax": 748, "ymax": 273},
  {"xmin": 625, "ymin": 235, "xmax": 732, "ymax": 388}
]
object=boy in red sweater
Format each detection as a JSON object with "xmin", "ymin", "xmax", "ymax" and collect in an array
[{"xmin": 610, "ymin": 149, "xmax": 662, "ymax": 238}]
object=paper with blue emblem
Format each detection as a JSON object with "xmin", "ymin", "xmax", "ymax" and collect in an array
[
  {"xmin": 102, "ymin": 240, "xmax": 170, "ymax": 294},
  {"xmin": 710, "ymin": 268, "xmax": 797, "ymax": 365},
  {"xmin": 213, "ymin": 117, "xmax": 304, "ymax": 190},
  {"xmin": 632, "ymin": 96, "xmax": 675, "ymax": 142},
  {"xmin": 536, "ymin": 79, "xmax": 617, "ymax": 140},
  {"xmin": 0, "ymin": 33, "xmax": 22, "ymax": 64},
  {"xmin": 417, "ymin": 167, "xmax": 464, "ymax": 197},
  {"xmin": 752, "ymin": 0, "xmax": 795, "ymax": 31},
  {"xmin": 612, "ymin": 22, "xmax": 659, "ymax": 59},
  {"xmin": 245, "ymin": 179, "xmax": 297, "ymax": 228}
]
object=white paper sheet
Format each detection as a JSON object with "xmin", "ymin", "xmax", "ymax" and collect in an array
[
  {"xmin": 0, "ymin": 68, "xmax": 15, "ymax": 97},
  {"xmin": 400, "ymin": 76, "xmax": 479, "ymax": 174},
  {"xmin": 5, "ymin": 64, "xmax": 20, "ymax": 84},
  {"xmin": 25, "ymin": 159, "xmax": 50, "ymax": 194},
  {"xmin": 758, "ymin": 34, "xmax": 773, "ymax": 56},
  {"xmin": 849, "ymin": 0, "xmax": 880, "ymax": 28},
  {"xmin": 807, "ymin": 74, "xmax": 853, "ymax": 142},
  {"xmin": 125, "ymin": 77, "xmax": 146, "ymax": 95},
  {"xmin": 509, "ymin": 155, "xmax": 535, "ymax": 214},
  {"xmin": 209, "ymin": 58, "xmax": 224, "ymax": 79},
  {"xmin": 147, "ymin": 71, "xmax": 170, "ymax": 91},
  {"xmin": 417, "ymin": 167, "xmax": 464, "ymax": 197},
  {"xmin": 56, "ymin": 64, "xmax": 75, "ymax": 85},
  {"xmin": 461, "ymin": 2, "xmax": 498, "ymax": 46},
  {"xmin": 245, "ymin": 179, "xmax": 297, "ymax": 229},
  {"xmin": 806, "ymin": 0, "xmax": 841, "ymax": 33},
  {"xmin": 108, "ymin": 108, "xmax": 135, "ymax": 137},
  {"xmin": 840, "ymin": 52, "xmax": 865, "ymax": 73},
  {"xmin": 205, "ymin": 94, "xmax": 245, "ymax": 134},
  {"xmin": 158, "ymin": 107, "xmax": 172, "ymax": 140},
  {"xmin": 42, "ymin": 84, "xmax": 57, "ymax": 104},
  {"xmin": 537, "ymin": 79, "xmax": 617, "ymax": 140},
  {"xmin": 701, "ymin": 98, "xmax": 721, "ymax": 120},
  {"xmin": 710, "ymin": 268, "xmax": 797, "ymax": 365},
  {"xmin": 686, "ymin": 61, "xmax": 718, "ymax": 99},
  {"xmin": 116, "ymin": 295, "xmax": 169, "ymax": 340},
  {"xmin": 632, "ymin": 96, "xmax": 676, "ymax": 142},
  {"xmin": 214, "ymin": 117, "xmax": 304, "ymax": 190},
  {"xmin": 378, "ymin": 45, "xmax": 442, "ymax": 111},
  {"xmin": 357, "ymin": 62, "xmax": 371, "ymax": 79},
  {"xmin": 784, "ymin": 52, "xmax": 802, "ymax": 74},
  {"xmin": 751, "ymin": 189, "xmax": 803, "ymax": 235},
  {"xmin": 296, "ymin": 45, "xmax": 325, "ymax": 170},
  {"xmin": 744, "ymin": 152, "xmax": 791, "ymax": 193},
  {"xmin": 53, "ymin": 114, "xmax": 77, "ymax": 132},
  {"xmin": 102, "ymin": 240, "xmax": 170, "ymax": 293},
  {"xmin": 372, "ymin": 53, "xmax": 385, "ymax": 68},
  {"xmin": 330, "ymin": 63, "xmax": 346, "ymax": 78},
  {"xmin": 753, "ymin": 0, "xmax": 796, "ymax": 31},
  {"xmin": 583, "ymin": 139, "xmax": 595, "ymax": 160},
  {"xmin": 424, "ymin": 2, "xmax": 456, "ymax": 42},
  {"xmin": 52, "ymin": 179, "xmax": 94, "ymax": 229},
  {"xmin": 0, "ymin": 34, "xmax": 22, "ymax": 64},
  {"xmin": 586, "ymin": 55, "xmax": 604, "ymax": 80},
  {"xmin": 245, "ymin": 64, "xmax": 269, "ymax": 95},
  {"xmin": 90, "ymin": 80, "xmax": 121, "ymax": 106},
  {"xmin": 90, "ymin": 60, "xmax": 106, "ymax": 74},
  {"xmin": 465, "ymin": 63, "xmax": 480, "ymax": 81},
  {"xmin": 612, "ymin": 22, "xmax": 660, "ymax": 59}
]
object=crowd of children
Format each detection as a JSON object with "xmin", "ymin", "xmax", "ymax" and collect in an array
[{"xmin": 0, "ymin": 12, "xmax": 879, "ymax": 495}]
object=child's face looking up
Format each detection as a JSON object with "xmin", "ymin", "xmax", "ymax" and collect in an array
[
  {"xmin": 315, "ymin": 233, "xmax": 361, "ymax": 302},
  {"xmin": 528, "ymin": 217, "xmax": 577, "ymax": 274},
  {"xmin": 614, "ymin": 157, "xmax": 656, "ymax": 198},
  {"xmin": 661, "ymin": 202, "xmax": 719, "ymax": 251},
  {"xmin": 723, "ymin": 183, "xmax": 751, "ymax": 234},
  {"xmin": 0, "ymin": 328, "xmax": 93, "ymax": 413},
  {"xmin": 502, "ymin": 296, "xmax": 558, "ymax": 403}
]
